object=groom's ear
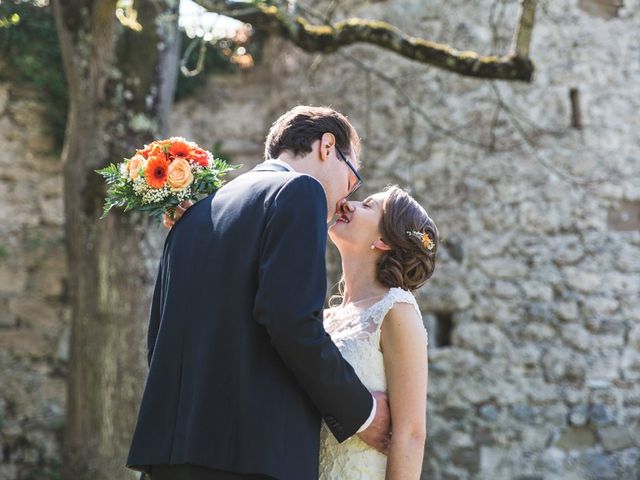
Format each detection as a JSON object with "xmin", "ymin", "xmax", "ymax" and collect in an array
[{"xmin": 319, "ymin": 132, "xmax": 336, "ymax": 161}]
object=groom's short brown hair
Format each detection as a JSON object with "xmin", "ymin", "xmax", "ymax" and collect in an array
[{"xmin": 264, "ymin": 106, "xmax": 360, "ymax": 162}]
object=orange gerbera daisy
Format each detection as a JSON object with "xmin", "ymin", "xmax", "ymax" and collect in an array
[
  {"xmin": 140, "ymin": 142, "xmax": 166, "ymax": 159},
  {"xmin": 145, "ymin": 153, "xmax": 169, "ymax": 188},
  {"xmin": 169, "ymin": 140, "xmax": 191, "ymax": 160},
  {"xmin": 137, "ymin": 143, "xmax": 154, "ymax": 159},
  {"xmin": 189, "ymin": 148, "xmax": 210, "ymax": 167}
]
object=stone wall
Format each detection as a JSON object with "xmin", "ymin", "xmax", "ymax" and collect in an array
[
  {"xmin": 0, "ymin": 75, "xmax": 69, "ymax": 479},
  {"xmin": 1, "ymin": 0, "xmax": 639, "ymax": 478}
]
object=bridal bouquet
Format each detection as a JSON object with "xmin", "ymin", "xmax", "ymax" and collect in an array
[{"xmin": 96, "ymin": 137, "xmax": 237, "ymax": 223}]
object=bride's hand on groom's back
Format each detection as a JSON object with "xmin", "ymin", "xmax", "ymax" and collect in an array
[
  {"xmin": 162, "ymin": 200, "xmax": 194, "ymax": 229},
  {"xmin": 358, "ymin": 391, "xmax": 392, "ymax": 455}
]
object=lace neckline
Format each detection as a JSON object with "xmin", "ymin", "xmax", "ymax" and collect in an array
[{"xmin": 326, "ymin": 287, "xmax": 408, "ymax": 315}]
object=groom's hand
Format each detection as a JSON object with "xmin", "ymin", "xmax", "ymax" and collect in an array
[
  {"xmin": 162, "ymin": 200, "xmax": 194, "ymax": 229},
  {"xmin": 358, "ymin": 391, "xmax": 391, "ymax": 455}
]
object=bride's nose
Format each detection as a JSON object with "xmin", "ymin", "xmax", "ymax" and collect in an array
[
  {"xmin": 336, "ymin": 198, "xmax": 350, "ymax": 212},
  {"xmin": 340, "ymin": 200, "xmax": 356, "ymax": 214}
]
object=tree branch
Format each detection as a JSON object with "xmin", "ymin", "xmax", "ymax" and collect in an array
[
  {"xmin": 513, "ymin": 0, "xmax": 537, "ymax": 57},
  {"xmin": 192, "ymin": 0, "xmax": 535, "ymax": 82}
]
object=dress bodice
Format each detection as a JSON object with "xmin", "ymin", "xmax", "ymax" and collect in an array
[{"xmin": 319, "ymin": 287, "xmax": 427, "ymax": 480}]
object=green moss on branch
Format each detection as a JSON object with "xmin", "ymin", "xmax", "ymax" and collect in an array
[{"xmin": 192, "ymin": 0, "xmax": 535, "ymax": 82}]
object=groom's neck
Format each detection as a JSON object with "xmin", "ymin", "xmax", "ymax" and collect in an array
[
  {"xmin": 275, "ymin": 151, "xmax": 319, "ymax": 177},
  {"xmin": 275, "ymin": 151, "xmax": 333, "ymax": 223}
]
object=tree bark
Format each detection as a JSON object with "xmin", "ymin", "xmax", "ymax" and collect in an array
[
  {"xmin": 51, "ymin": 1, "xmax": 179, "ymax": 478},
  {"xmin": 193, "ymin": 0, "xmax": 535, "ymax": 81}
]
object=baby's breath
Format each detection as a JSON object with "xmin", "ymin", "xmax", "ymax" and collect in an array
[{"xmin": 119, "ymin": 162, "xmax": 129, "ymax": 178}]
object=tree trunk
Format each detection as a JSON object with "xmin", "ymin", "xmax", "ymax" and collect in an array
[{"xmin": 51, "ymin": 1, "xmax": 180, "ymax": 478}]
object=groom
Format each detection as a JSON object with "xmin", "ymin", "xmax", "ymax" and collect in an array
[{"xmin": 127, "ymin": 106, "xmax": 391, "ymax": 480}]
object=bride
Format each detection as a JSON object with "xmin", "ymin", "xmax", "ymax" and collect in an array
[{"xmin": 320, "ymin": 185, "xmax": 437, "ymax": 479}]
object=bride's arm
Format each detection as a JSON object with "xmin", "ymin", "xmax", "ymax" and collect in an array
[{"xmin": 380, "ymin": 302, "xmax": 429, "ymax": 480}]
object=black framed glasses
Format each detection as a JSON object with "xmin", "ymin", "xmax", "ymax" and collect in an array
[{"xmin": 336, "ymin": 146, "xmax": 363, "ymax": 199}]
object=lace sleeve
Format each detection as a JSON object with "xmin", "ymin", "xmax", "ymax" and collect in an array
[{"xmin": 367, "ymin": 288, "xmax": 428, "ymax": 348}]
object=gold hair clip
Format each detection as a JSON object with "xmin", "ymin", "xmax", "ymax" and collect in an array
[{"xmin": 406, "ymin": 230, "xmax": 435, "ymax": 251}]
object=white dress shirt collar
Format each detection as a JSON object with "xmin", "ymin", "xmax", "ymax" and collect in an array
[{"xmin": 266, "ymin": 159, "xmax": 296, "ymax": 172}]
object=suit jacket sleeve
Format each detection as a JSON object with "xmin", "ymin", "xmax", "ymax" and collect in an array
[
  {"xmin": 146, "ymin": 257, "xmax": 163, "ymax": 367},
  {"xmin": 253, "ymin": 175, "xmax": 374, "ymax": 442}
]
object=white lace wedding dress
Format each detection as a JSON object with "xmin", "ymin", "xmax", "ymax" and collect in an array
[{"xmin": 318, "ymin": 287, "xmax": 427, "ymax": 480}]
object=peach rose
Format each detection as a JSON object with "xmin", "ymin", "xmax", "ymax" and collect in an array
[
  {"xmin": 127, "ymin": 154, "xmax": 147, "ymax": 180},
  {"xmin": 166, "ymin": 158, "xmax": 194, "ymax": 191}
]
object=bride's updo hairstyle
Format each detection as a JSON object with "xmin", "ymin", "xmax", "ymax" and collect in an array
[{"xmin": 377, "ymin": 186, "xmax": 438, "ymax": 291}]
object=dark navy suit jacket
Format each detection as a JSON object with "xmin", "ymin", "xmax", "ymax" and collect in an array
[{"xmin": 126, "ymin": 162, "xmax": 373, "ymax": 480}]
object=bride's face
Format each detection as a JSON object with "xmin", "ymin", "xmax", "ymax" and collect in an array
[{"xmin": 328, "ymin": 191, "xmax": 388, "ymax": 252}]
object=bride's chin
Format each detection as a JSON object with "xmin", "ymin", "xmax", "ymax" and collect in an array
[
  {"xmin": 328, "ymin": 231, "xmax": 346, "ymax": 247},
  {"xmin": 328, "ymin": 221, "xmax": 345, "ymax": 234}
]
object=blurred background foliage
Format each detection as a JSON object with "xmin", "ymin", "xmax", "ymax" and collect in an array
[
  {"xmin": 0, "ymin": 0, "xmax": 263, "ymax": 152},
  {"xmin": 0, "ymin": 1, "xmax": 68, "ymax": 150}
]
